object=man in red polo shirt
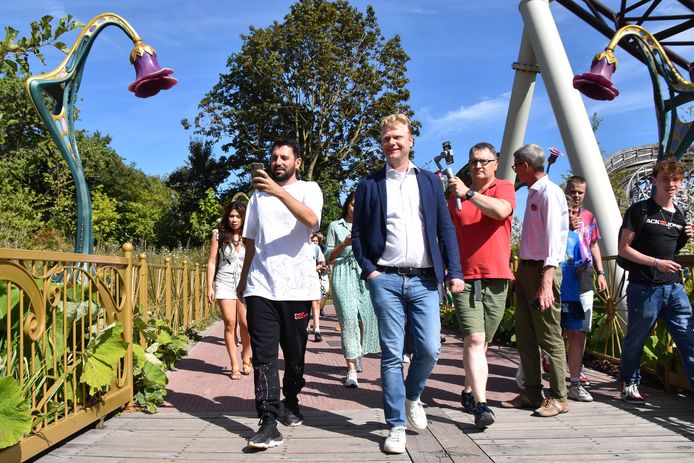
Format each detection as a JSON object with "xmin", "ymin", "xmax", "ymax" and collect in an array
[{"xmin": 448, "ymin": 142, "xmax": 516, "ymax": 429}]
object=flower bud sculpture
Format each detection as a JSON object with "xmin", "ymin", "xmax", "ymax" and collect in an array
[
  {"xmin": 128, "ymin": 42, "xmax": 178, "ymax": 98},
  {"xmin": 573, "ymin": 51, "xmax": 619, "ymax": 101}
]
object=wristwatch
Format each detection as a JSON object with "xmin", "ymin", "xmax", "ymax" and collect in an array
[
  {"xmin": 465, "ymin": 189, "xmax": 475, "ymax": 201},
  {"xmin": 596, "ymin": 270, "xmax": 605, "ymax": 276}
]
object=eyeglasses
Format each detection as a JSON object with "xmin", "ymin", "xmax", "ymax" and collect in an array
[
  {"xmin": 511, "ymin": 161, "xmax": 526, "ymax": 172},
  {"xmin": 470, "ymin": 159, "xmax": 496, "ymax": 167}
]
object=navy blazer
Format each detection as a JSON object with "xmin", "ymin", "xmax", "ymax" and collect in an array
[{"xmin": 351, "ymin": 166, "xmax": 463, "ymax": 283}]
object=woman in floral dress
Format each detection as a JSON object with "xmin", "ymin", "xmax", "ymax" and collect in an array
[{"xmin": 326, "ymin": 192, "xmax": 379, "ymax": 387}]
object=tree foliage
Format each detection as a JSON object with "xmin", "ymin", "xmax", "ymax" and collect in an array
[
  {"xmin": 0, "ymin": 14, "xmax": 83, "ymax": 77},
  {"xmin": 162, "ymin": 139, "xmax": 230, "ymax": 248},
  {"xmin": 193, "ymin": 0, "xmax": 416, "ymax": 190},
  {"xmin": 190, "ymin": 188, "xmax": 221, "ymax": 243}
]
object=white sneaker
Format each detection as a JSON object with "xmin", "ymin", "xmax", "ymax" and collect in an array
[
  {"xmin": 405, "ymin": 398, "xmax": 427, "ymax": 430},
  {"xmin": 383, "ymin": 426, "xmax": 406, "ymax": 454},
  {"xmin": 344, "ymin": 370, "xmax": 358, "ymax": 388},
  {"xmin": 568, "ymin": 383, "xmax": 593, "ymax": 402}
]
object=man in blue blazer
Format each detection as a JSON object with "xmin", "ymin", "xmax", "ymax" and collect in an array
[{"xmin": 352, "ymin": 113, "xmax": 464, "ymax": 454}]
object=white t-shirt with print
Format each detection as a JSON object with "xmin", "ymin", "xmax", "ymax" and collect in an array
[{"xmin": 242, "ymin": 180, "xmax": 323, "ymax": 301}]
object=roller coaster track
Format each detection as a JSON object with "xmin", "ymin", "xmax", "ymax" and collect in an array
[{"xmin": 604, "ymin": 143, "xmax": 693, "ymax": 208}]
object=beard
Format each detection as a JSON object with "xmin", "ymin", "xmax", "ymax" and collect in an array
[{"xmin": 271, "ymin": 165, "xmax": 295, "ymax": 183}]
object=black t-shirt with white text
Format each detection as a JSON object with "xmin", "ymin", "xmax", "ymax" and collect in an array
[{"xmin": 621, "ymin": 198, "xmax": 688, "ymax": 285}]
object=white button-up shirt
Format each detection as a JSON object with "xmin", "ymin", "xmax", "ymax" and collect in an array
[
  {"xmin": 377, "ymin": 161, "xmax": 433, "ymax": 269},
  {"xmin": 519, "ymin": 174, "xmax": 568, "ymax": 268}
]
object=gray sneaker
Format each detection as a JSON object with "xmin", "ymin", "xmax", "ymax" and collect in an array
[{"xmin": 568, "ymin": 383, "xmax": 593, "ymax": 402}]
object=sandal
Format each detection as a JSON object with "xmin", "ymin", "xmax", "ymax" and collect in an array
[
  {"xmin": 241, "ymin": 363, "xmax": 253, "ymax": 375},
  {"xmin": 230, "ymin": 370, "xmax": 242, "ymax": 380}
]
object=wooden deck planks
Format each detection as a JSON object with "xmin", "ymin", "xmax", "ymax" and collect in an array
[{"xmin": 29, "ymin": 313, "xmax": 694, "ymax": 463}]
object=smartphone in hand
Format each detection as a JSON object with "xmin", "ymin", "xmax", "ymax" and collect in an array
[{"xmin": 251, "ymin": 162, "xmax": 264, "ymax": 177}]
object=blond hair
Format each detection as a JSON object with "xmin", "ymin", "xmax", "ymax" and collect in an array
[{"xmin": 379, "ymin": 113, "xmax": 412, "ymax": 134}]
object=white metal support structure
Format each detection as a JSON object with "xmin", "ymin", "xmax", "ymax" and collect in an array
[
  {"xmin": 498, "ymin": 28, "xmax": 539, "ymax": 181},
  {"xmin": 499, "ymin": 0, "xmax": 623, "ymax": 257}
]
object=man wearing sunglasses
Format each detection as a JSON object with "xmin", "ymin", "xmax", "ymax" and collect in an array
[{"xmin": 447, "ymin": 142, "xmax": 515, "ymax": 429}]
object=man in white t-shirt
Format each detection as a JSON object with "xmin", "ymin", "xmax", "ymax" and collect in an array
[{"xmin": 237, "ymin": 138, "xmax": 323, "ymax": 450}]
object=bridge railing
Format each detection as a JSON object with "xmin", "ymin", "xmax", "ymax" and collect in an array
[{"xmin": 0, "ymin": 245, "xmax": 214, "ymax": 462}]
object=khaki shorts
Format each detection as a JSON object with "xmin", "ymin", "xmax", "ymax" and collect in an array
[{"xmin": 452, "ymin": 279, "xmax": 509, "ymax": 341}]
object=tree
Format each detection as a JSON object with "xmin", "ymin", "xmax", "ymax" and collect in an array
[
  {"xmin": 91, "ymin": 186, "xmax": 121, "ymax": 247},
  {"xmin": 1, "ymin": 15, "xmax": 83, "ymax": 148},
  {"xmin": 193, "ymin": 0, "xmax": 416, "ymax": 190},
  {"xmin": 0, "ymin": 15, "xmax": 83, "ymax": 77},
  {"xmin": 190, "ymin": 188, "xmax": 221, "ymax": 243},
  {"xmin": 162, "ymin": 139, "xmax": 230, "ymax": 247}
]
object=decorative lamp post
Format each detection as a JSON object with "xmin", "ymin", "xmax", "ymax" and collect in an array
[
  {"xmin": 573, "ymin": 24, "xmax": 693, "ymax": 162},
  {"xmin": 25, "ymin": 13, "xmax": 177, "ymax": 254}
]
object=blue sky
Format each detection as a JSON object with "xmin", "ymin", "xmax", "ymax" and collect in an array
[{"xmin": 3, "ymin": 1, "xmax": 691, "ymax": 204}]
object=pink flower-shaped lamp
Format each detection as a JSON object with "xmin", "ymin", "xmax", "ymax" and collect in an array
[
  {"xmin": 548, "ymin": 147, "xmax": 564, "ymax": 166},
  {"xmin": 546, "ymin": 147, "xmax": 564, "ymax": 174},
  {"xmin": 573, "ymin": 52, "xmax": 619, "ymax": 101},
  {"xmin": 128, "ymin": 42, "xmax": 177, "ymax": 98}
]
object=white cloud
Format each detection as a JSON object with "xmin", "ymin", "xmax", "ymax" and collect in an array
[{"xmin": 419, "ymin": 92, "xmax": 511, "ymax": 136}]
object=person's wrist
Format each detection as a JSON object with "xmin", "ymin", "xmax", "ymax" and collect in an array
[{"xmin": 596, "ymin": 270, "xmax": 605, "ymax": 276}]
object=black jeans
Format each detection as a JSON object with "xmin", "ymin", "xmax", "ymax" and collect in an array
[{"xmin": 245, "ymin": 296, "xmax": 311, "ymax": 418}]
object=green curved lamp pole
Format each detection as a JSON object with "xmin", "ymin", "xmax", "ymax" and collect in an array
[
  {"xmin": 574, "ymin": 24, "xmax": 694, "ymax": 161},
  {"xmin": 25, "ymin": 12, "xmax": 177, "ymax": 254}
]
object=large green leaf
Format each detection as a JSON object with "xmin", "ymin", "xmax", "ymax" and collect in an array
[
  {"xmin": 132, "ymin": 344, "xmax": 146, "ymax": 373},
  {"xmin": 47, "ymin": 300, "xmax": 100, "ymax": 365},
  {"xmin": 0, "ymin": 376, "xmax": 32, "ymax": 449},
  {"xmin": 156, "ymin": 330, "xmax": 171, "ymax": 346},
  {"xmin": 0, "ymin": 281, "xmax": 21, "ymax": 329},
  {"xmin": 141, "ymin": 361, "xmax": 168, "ymax": 389},
  {"xmin": 80, "ymin": 324, "xmax": 127, "ymax": 395}
]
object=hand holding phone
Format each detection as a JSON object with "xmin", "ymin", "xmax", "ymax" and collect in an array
[{"xmin": 251, "ymin": 162, "xmax": 264, "ymax": 177}]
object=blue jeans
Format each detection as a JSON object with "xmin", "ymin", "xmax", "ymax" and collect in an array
[
  {"xmin": 619, "ymin": 282, "xmax": 694, "ymax": 386},
  {"xmin": 367, "ymin": 273, "xmax": 441, "ymax": 427}
]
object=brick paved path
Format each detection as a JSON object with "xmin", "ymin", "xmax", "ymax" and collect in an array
[{"xmin": 163, "ymin": 303, "xmax": 619, "ymax": 415}]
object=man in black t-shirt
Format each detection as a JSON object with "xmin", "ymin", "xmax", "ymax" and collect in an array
[{"xmin": 617, "ymin": 160, "xmax": 694, "ymax": 403}]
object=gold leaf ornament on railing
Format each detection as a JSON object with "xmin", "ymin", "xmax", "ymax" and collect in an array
[{"xmin": 0, "ymin": 262, "xmax": 46, "ymax": 342}]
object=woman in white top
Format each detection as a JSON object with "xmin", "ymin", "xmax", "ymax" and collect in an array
[{"xmin": 207, "ymin": 201, "xmax": 251, "ymax": 380}]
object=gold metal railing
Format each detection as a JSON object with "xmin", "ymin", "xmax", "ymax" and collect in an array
[
  {"xmin": 134, "ymin": 253, "xmax": 214, "ymax": 341},
  {"xmin": 0, "ymin": 245, "xmax": 214, "ymax": 462}
]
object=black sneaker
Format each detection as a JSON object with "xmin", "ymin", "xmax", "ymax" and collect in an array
[
  {"xmin": 247, "ymin": 416, "xmax": 283, "ymax": 449},
  {"xmin": 314, "ymin": 331, "xmax": 322, "ymax": 342},
  {"xmin": 473, "ymin": 402, "xmax": 495, "ymax": 429},
  {"xmin": 284, "ymin": 403, "xmax": 304, "ymax": 426},
  {"xmin": 460, "ymin": 390, "xmax": 475, "ymax": 414}
]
